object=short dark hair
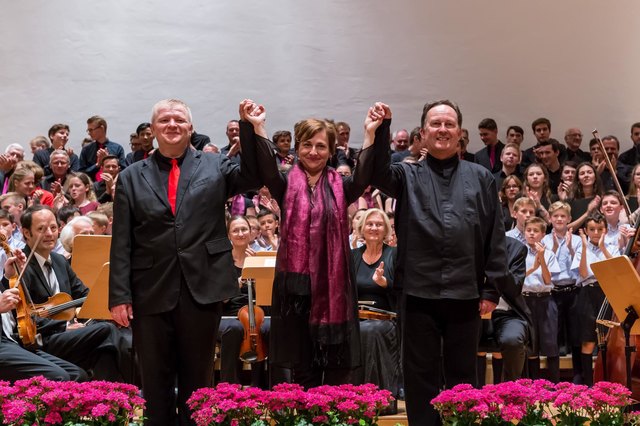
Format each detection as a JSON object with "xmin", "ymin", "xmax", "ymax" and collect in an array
[
  {"xmin": 602, "ymin": 135, "xmax": 620, "ymax": 150},
  {"xmin": 507, "ymin": 125, "xmax": 524, "ymax": 136},
  {"xmin": 57, "ymin": 205, "xmax": 80, "ymax": 225},
  {"xmin": 420, "ymin": 100, "xmax": 462, "ymax": 128},
  {"xmin": 20, "ymin": 205, "xmax": 54, "ymax": 231},
  {"xmin": 0, "ymin": 209, "xmax": 13, "ymax": 224},
  {"xmin": 100, "ymin": 155, "xmax": 119, "ymax": 166},
  {"xmin": 48, "ymin": 124, "xmax": 70, "ymax": 140},
  {"xmin": 257, "ymin": 208, "xmax": 279, "ymax": 222},
  {"xmin": 478, "ymin": 118, "xmax": 497, "ymax": 131},
  {"xmin": 537, "ymin": 138, "xmax": 560, "ymax": 153},
  {"xmin": 136, "ymin": 122, "xmax": 151, "ymax": 136},
  {"xmin": 531, "ymin": 118, "xmax": 551, "ymax": 132},
  {"xmin": 602, "ymin": 189, "xmax": 624, "ymax": 205},
  {"xmin": 87, "ymin": 115, "xmax": 107, "ymax": 131},
  {"xmin": 409, "ymin": 126, "xmax": 421, "ymax": 145},
  {"xmin": 631, "ymin": 122, "xmax": 640, "ymax": 133},
  {"xmin": 584, "ymin": 212, "xmax": 606, "ymax": 228}
]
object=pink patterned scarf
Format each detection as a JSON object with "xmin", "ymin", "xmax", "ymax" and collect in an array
[{"xmin": 276, "ymin": 163, "xmax": 354, "ymax": 346}]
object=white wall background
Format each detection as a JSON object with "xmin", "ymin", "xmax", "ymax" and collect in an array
[{"xmin": 1, "ymin": 1, "xmax": 639, "ymax": 155}]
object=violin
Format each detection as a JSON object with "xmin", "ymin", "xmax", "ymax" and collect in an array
[
  {"xmin": 33, "ymin": 293, "xmax": 87, "ymax": 321},
  {"xmin": 358, "ymin": 304, "xmax": 397, "ymax": 321},
  {"xmin": 0, "ymin": 234, "xmax": 41, "ymax": 349},
  {"xmin": 238, "ymin": 279, "xmax": 267, "ymax": 363}
]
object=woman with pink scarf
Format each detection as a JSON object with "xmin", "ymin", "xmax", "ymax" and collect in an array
[{"xmin": 239, "ymin": 99, "xmax": 391, "ymax": 388}]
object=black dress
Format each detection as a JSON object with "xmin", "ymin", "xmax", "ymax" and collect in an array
[{"xmin": 351, "ymin": 244, "xmax": 401, "ymax": 396}]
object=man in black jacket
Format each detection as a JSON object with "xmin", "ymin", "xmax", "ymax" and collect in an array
[
  {"xmin": 109, "ymin": 99, "xmax": 259, "ymax": 426},
  {"xmin": 373, "ymin": 100, "xmax": 508, "ymax": 426}
]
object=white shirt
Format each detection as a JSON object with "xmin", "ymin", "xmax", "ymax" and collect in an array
[
  {"xmin": 506, "ymin": 227, "xmax": 526, "ymax": 245},
  {"xmin": 570, "ymin": 240, "xmax": 619, "ymax": 286},
  {"xmin": 541, "ymin": 232, "xmax": 581, "ymax": 284},
  {"xmin": 524, "ymin": 246, "xmax": 560, "ymax": 293},
  {"xmin": 33, "ymin": 252, "xmax": 60, "ymax": 295}
]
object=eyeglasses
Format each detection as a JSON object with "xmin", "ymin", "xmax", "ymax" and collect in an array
[{"xmin": 86, "ymin": 126, "xmax": 101, "ymax": 134}]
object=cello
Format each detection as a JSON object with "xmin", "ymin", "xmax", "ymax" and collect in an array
[
  {"xmin": 238, "ymin": 278, "xmax": 267, "ymax": 363},
  {"xmin": 592, "ymin": 129, "xmax": 640, "ymax": 398}
]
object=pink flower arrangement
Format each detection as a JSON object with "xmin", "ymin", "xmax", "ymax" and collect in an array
[
  {"xmin": 0, "ymin": 376, "xmax": 144, "ymax": 425},
  {"xmin": 432, "ymin": 379, "xmax": 639, "ymax": 426},
  {"xmin": 187, "ymin": 382, "xmax": 394, "ymax": 426}
]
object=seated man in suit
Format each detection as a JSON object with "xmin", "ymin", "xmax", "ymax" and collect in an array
[
  {"xmin": 15, "ymin": 205, "xmax": 125, "ymax": 382},
  {"xmin": 0, "ymin": 219, "xmax": 87, "ymax": 381}
]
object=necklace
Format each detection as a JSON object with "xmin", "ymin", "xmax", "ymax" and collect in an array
[{"xmin": 362, "ymin": 249, "xmax": 382, "ymax": 265}]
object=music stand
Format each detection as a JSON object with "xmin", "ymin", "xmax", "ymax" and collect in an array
[
  {"xmin": 241, "ymin": 255, "xmax": 276, "ymax": 306},
  {"xmin": 591, "ymin": 255, "xmax": 640, "ymax": 390},
  {"xmin": 71, "ymin": 235, "xmax": 111, "ymax": 289},
  {"xmin": 77, "ymin": 262, "xmax": 113, "ymax": 320}
]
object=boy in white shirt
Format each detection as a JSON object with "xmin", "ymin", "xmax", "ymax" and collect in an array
[
  {"xmin": 542, "ymin": 201, "xmax": 582, "ymax": 382},
  {"xmin": 506, "ymin": 197, "xmax": 536, "ymax": 244},
  {"xmin": 571, "ymin": 213, "xmax": 618, "ymax": 386},
  {"xmin": 523, "ymin": 216, "xmax": 561, "ymax": 381}
]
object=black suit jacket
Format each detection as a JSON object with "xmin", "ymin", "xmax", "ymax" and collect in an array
[
  {"xmin": 4, "ymin": 250, "xmax": 88, "ymax": 339},
  {"xmin": 190, "ymin": 131, "xmax": 211, "ymax": 151},
  {"xmin": 109, "ymin": 143, "xmax": 260, "ymax": 316},
  {"xmin": 497, "ymin": 237, "xmax": 535, "ymax": 352},
  {"xmin": 475, "ymin": 141, "xmax": 504, "ymax": 173},
  {"xmin": 21, "ymin": 250, "xmax": 88, "ymax": 304}
]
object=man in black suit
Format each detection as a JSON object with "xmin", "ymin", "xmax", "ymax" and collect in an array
[
  {"xmin": 491, "ymin": 236, "xmax": 533, "ymax": 382},
  {"xmin": 0, "ymin": 249, "xmax": 86, "ymax": 382},
  {"xmin": 109, "ymin": 99, "xmax": 259, "ymax": 426},
  {"xmin": 475, "ymin": 118, "xmax": 504, "ymax": 173},
  {"xmin": 18, "ymin": 205, "xmax": 123, "ymax": 382}
]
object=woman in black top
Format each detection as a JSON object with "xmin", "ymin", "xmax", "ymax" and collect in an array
[{"xmin": 350, "ymin": 208, "xmax": 399, "ymax": 399}]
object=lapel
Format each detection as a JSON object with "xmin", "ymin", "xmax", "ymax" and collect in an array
[
  {"xmin": 140, "ymin": 156, "xmax": 172, "ymax": 212},
  {"xmin": 175, "ymin": 149, "xmax": 201, "ymax": 215},
  {"xmin": 23, "ymin": 248, "xmax": 54, "ymax": 298},
  {"xmin": 139, "ymin": 149, "xmax": 201, "ymax": 215}
]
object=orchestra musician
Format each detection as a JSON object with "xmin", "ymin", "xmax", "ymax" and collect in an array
[
  {"xmin": 350, "ymin": 208, "xmax": 400, "ymax": 401},
  {"xmin": 217, "ymin": 215, "xmax": 268, "ymax": 387},
  {"xmin": 17, "ymin": 205, "xmax": 124, "ymax": 381}
]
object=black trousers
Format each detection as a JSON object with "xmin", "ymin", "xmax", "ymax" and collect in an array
[
  {"xmin": 44, "ymin": 321, "xmax": 122, "ymax": 381},
  {"xmin": 218, "ymin": 317, "xmax": 270, "ymax": 384},
  {"xmin": 403, "ymin": 296, "xmax": 480, "ymax": 426},
  {"xmin": 132, "ymin": 283, "xmax": 222, "ymax": 426},
  {"xmin": 492, "ymin": 310, "xmax": 528, "ymax": 381},
  {"xmin": 0, "ymin": 334, "xmax": 86, "ymax": 381}
]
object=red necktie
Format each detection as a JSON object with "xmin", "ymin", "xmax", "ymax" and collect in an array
[{"xmin": 168, "ymin": 159, "xmax": 180, "ymax": 214}]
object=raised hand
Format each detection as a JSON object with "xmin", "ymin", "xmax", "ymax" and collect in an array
[
  {"xmin": 364, "ymin": 103, "xmax": 387, "ymax": 134},
  {"xmin": 566, "ymin": 228, "xmax": 574, "ymax": 252},
  {"xmin": 587, "ymin": 195, "xmax": 602, "ymax": 213},
  {"xmin": 579, "ymin": 228, "xmax": 588, "ymax": 246},
  {"xmin": 50, "ymin": 179, "xmax": 62, "ymax": 195},
  {"xmin": 372, "ymin": 261, "xmax": 387, "ymax": 287},
  {"xmin": 96, "ymin": 148, "xmax": 108, "ymax": 166}
]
